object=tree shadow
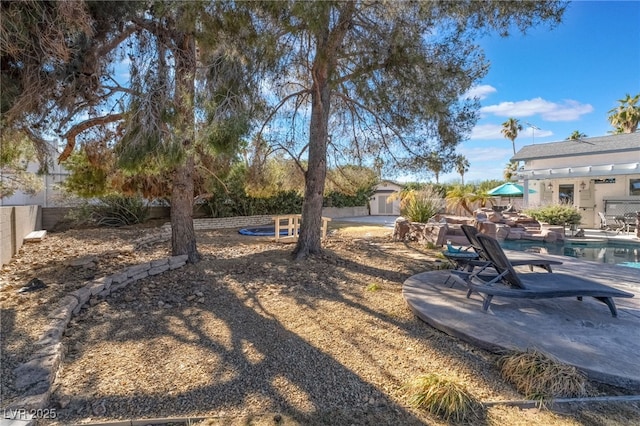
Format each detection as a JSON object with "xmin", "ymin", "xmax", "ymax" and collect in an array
[
  {"xmin": 53, "ymin": 240, "xmax": 499, "ymax": 424},
  {"xmin": 56, "ymin": 280, "xmax": 428, "ymax": 423}
]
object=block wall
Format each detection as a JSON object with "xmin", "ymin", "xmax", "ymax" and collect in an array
[{"xmin": 1, "ymin": 205, "xmax": 41, "ymax": 266}]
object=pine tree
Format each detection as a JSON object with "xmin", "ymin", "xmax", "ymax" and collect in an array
[{"xmin": 256, "ymin": 1, "xmax": 566, "ymax": 258}]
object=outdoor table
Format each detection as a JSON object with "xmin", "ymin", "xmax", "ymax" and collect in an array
[{"xmin": 442, "ymin": 250, "xmax": 480, "ymax": 271}]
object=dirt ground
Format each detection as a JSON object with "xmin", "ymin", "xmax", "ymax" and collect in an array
[{"xmin": 1, "ymin": 220, "xmax": 639, "ymax": 425}]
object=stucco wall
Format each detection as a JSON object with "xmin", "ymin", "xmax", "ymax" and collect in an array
[
  {"xmin": 1, "ymin": 205, "xmax": 42, "ymax": 266},
  {"xmin": 322, "ymin": 206, "xmax": 368, "ymax": 218}
]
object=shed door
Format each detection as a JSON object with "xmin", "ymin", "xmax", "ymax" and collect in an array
[{"xmin": 378, "ymin": 195, "xmax": 394, "ymax": 214}]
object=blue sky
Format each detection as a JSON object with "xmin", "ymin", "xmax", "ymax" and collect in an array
[{"xmin": 433, "ymin": 0, "xmax": 640, "ymax": 184}]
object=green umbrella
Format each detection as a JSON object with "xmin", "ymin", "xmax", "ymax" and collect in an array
[{"xmin": 487, "ymin": 182, "xmax": 536, "ymax": 196}]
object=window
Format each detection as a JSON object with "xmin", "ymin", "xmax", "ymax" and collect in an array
[
  {"xmin": 630, "ymin": 179, "xmax": 640, "ymax": 196},
  {"xmin": 558, "ymin": 184, "xmax": 574, "ymax": 205},
  {"xmin": 594, "ymin": 178, "xmax": 616, "ymax": 184}
]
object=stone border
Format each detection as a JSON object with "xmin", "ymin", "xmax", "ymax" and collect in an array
[{"xmin": 7, "ymin": 255, "xmax": 189, "ymax": 421}]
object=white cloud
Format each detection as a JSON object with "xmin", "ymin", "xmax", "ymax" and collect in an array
[
  {"xmin": 464, "ymin": 84, "xmax": 496, "ymax": 100},
  {"xmin": 469, "ymin": 119, "xmax": 554, "ymax": 142},
  {"xmin": 521, "ymin": 126, "xmax": 554, "ymax": 138},
  {"xmin": 441, "ymin": 162, "xmax": 507, "ymax": 184},
  {"xmin": 470, "ymin": 123, "xmax": 503, "ymax": 139},
  {"xmin": 480, "ymin": 97, "xmax": 593, "ymax": 121},
  {"xmin": 456, "ymin": 145, "xmax": 513, "ymax": 162}
]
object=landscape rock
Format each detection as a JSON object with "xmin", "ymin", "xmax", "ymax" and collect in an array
[
  {"xmin": 127, "ymin": 263, "xmax": 151, "ymax": 277},
  {"xmin": 67, "ymin": 256, "xmax": 97, "ymax": 268},
  {"xmin": 70, "ymin": 287, "xmax": 92, "ymax": 306},
  {"xmin": 392, "ymin": 217, "xmax": 410, "ymax": 241},
  {"xmin": 149, "ymin": 264, "xmax": 170, "ymax": 275}
]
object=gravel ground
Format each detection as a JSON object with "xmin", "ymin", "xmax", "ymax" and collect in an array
[{"xmin": 2, "ymin": 222, "xmax": 640, "ymax": 425}]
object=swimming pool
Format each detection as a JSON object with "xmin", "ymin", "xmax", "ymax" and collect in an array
[
  {"xmin": 501, "ymin": 239, "xmax": 640, "ymax": 269},
  {"xmin": 238, "ymin": 226, "xmax": 295, "ymax": 237}
]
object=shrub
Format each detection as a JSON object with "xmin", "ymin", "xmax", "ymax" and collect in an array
[
  {"xmin": 524, "ymin": 205, "xmax": 582, "ymax": 226},
  {"xmin": 405, "ymin": 374, "xmax": 482, "ymax": 422},
  {"xmin": 203, "ymin": 190, "xmax": 304, "ymax": 217},
  {"xmin": 324, "ymin": 186, "xmax": 374, "ymax": 208},
  {"xmin": 398, "ymin": 187, "xmax": 444, "ymax": 223},
  {"xmin": 93, "ymin": 195, "xmax": 149, "ymax": 226},
  {"xmin": 366, "ymin": 282, "xmax": 381, "ymax": 291},
  {"xmin": 498, "ymin": 349, "xmax": 587, "ymax": 402},
  {"xmin": 67, "ymin": 195, "xmax": 149, "ymax": 227}
]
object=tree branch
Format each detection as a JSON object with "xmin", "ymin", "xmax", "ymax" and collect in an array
[
  {"xmin": 326, "ymin": 2, "xmax": 357, "ymax": 54},
  {"xmin": 333, "ymin": 91, "xmax": 409, "ymax": 164},
  {"xmin": 257, "ymin": 88, "xmax": 311, "ymax": 141},
  {"xmin": 333, "ymin": 60, "xmax": 386, "ymax": 86},
  {"xmin": 59, "ymin": 114, "xmax": 124, "ymax": 162},
  {"xmin": 95, "ymin": 24, "xmax": 137, "ymax": 58}
]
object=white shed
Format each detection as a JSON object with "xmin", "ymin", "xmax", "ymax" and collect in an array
[{"xmin": 369, "ymin": 180, "xmax": 402, "ymax": 215}]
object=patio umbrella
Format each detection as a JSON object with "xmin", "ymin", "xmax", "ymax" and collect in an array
[{"xmin": 487, "ymin": 182, "xmax": 536, "ymax": 196}]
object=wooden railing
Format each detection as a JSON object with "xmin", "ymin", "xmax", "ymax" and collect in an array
[{"xmin": 272, "ymin": 214, "xmax": 331, "ymax": 242}]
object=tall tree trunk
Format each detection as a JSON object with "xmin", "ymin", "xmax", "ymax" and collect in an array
[
  {"xmin": 293, "ymin": 63, "xmax": 330, "ymax": 259},
  {"xmin": 293, "ymin": 3, "xmax": 353, "ymax": 259},
  {"xmin": 170, "ymin": 14, "xmax": 200, "ymax": 263},
  {"xmin": 171, "ymin": 154, "xmax": 200, "ymax": 263}
]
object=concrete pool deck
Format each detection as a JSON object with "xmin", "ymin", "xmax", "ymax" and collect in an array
[
  {"xmin": 334, "ymin": 216, "xmax": 640, "ymax": 388},
  {"xmin": 403, "ymin": 255, "xmax": 640, "ymax": 390}
]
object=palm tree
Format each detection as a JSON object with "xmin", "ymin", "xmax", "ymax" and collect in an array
[
  {"xmin": 608, "ymin": 93, "xmax": 640, "ymax": 134},
  {"xmin": 503, "ymin": 161, "xmax": 518, "ymax": 180},
  {"xmin": 470, "ymin": 188, "xmax": 495, "ymax": 209},
  {"xmin": 453, "ymin": 154, "xmax": 470, "ymax": 185},
  {"xmin": 567, "ymin": 130, "xmax": 587, "ymax": 140},
  {"xmin": 445, "ymin": 184, "xmax": 475, "ymax": 216},
  {"xmin": 501, "ymin": 118, "xmax": 523, "ymax": 156},
  {"xmin": 425, "ymin": 152, "xmax": 445, "ymax": 184}
]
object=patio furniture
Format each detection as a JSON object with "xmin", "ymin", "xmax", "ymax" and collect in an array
[
  {"xmin": 448, "ymin": 234, "xmax": 634, "ymax": 317},
  {"xmin": 460, "ymin": 224, "xmax": 562, "ymax": 272},
  {"xmin": 614, "ymin": 214, "xmax": 637, "ymax": 235},
  {"xmin": 442, "ymin": 249, "xmax": 481, "ymax": 271},
  {"xmin": 599, "ymin": 212, "xmax": 625, "ymax": 233}
]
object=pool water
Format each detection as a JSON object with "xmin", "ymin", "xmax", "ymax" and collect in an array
[
  {"xmin": 238, "ymin": 226, "xmax": 295, "ymax": 237},
  {"xmin": 501, "ymin": 239, "xmax": 640, "ymax": 269}
]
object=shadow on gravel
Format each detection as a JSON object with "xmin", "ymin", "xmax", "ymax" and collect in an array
[
  {"xmin": 51, "ymin": 238, "xmax": 499, "ymax": 424},
  {"xmin": 50, "ymin": 245, "xmax": 446, "ymax": 424}
]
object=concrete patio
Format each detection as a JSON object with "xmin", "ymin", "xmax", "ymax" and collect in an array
[{"xmin": 403, "ymin": 254, "xmax": 640, "ymax": 390}]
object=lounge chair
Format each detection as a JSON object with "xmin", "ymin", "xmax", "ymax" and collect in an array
[
  {"xmin": 614, "ymin": 214, "xmax": 637, "ymax": 235},
  {"xmin": 625, "ymin": 213, "xmax": 638, "ymax": 233},
  {"xmin": 599, "ymin": 212, "xmax": 624, "ymax": 233},
  {"xmin": 448, "ymin": 234, "xmax": 634, "ymax": 317},
  {"xmin": 460, "ymin": 224, "xmax": 562, "ymax": 272}
]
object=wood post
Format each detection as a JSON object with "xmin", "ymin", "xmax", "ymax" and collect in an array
[{"xmin": 271, "ymin": 215, "xmax": 331, "ymax": 242}]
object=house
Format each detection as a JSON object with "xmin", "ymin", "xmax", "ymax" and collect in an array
[
  {"xmin": 512, "ymin": 133, "xmax": 640, "ymax": 228},
  {"xmin": 369, "ymin": 180, "xmax": 402, "ymax": 215},
  {"xmin": 0, "ymin": 149, "xmax": 70, "ymax": 208}
]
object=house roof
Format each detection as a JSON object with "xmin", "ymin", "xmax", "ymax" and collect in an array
[
  {"xmin": 512, "ymin": 133, "xmax": 640, "ymax": 161},
  {"xmin": 375, "ymin": 180, "xmax": 403, "ymax": 188}
]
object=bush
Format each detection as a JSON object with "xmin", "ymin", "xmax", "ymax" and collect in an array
[
  {"xmin": 498, "ymin": 349, "xmax": 587, "ymax": 402},
  {"xmin": 95, "ymin": 195, "xmax": 149, "ymax": 226},
  {"xmin": 398, "ymin": 187, "xmax": 444, "ymax": 223},
  {"xmin": 324, "ymin": 186, "xmax": 374, "ymax": 208},
  {"xmin": 203, "ymin": 190, "xmax": 304, "ymax": 217},
  {"xmin": 524, "ymin": 205, "xmax": 582, "ymax": 226},
  {"xmin": 405, "ymin": 374, "xmax": 482, "ymax": 422},
  {"xmin": 66, "ymin": 195, "xmax": 149, "ymax": 227}
]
